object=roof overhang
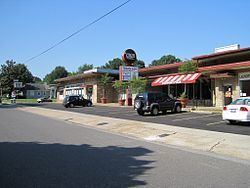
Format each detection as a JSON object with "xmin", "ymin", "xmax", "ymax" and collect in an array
[
  {"xmin": 198, "ymin": 61, "xmax": 250, "ymax": 72},
  {"xmin": 139, "ymin": 62, "xmax": 183, "ymax": 74},
  {"xmin": 210, "ymin": 72, "xmax": 235, "ymax": 78}
]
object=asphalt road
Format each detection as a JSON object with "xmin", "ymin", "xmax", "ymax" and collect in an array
[
  {"xmin": 21, "ymin": 103, "xmax": 250, "ymax": 135},
  {"xmin": 0, "ymin": 107, "xmax": 250, "ymax": 188}
]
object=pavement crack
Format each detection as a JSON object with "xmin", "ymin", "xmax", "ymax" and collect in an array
[{"xmin": 209, "ymin": 138, "xmax": 226, "ymax": 152}]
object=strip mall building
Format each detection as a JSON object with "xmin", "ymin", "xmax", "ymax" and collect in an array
[
  {"xmin": 140, "ymin": 46, "xmax": 250, "ymax": 107},
  {"xmin": 54, "ymin": 45, "xmax": 250, "ymax": 107}
]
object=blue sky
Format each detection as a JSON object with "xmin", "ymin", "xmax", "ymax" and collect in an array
[{"xmin": 1, "ymin": 0, "xmax": 250, "ymax": 79}]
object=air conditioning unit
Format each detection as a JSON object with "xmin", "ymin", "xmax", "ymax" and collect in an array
[{"xmin": 214, "ymin": 44, "xmax": 240, "ymax": 53}]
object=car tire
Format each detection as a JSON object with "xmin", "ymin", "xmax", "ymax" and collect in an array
[
  {"xmin": 228, "ymin": 120, "xmax": 237, "ymax": 125},
  {"xmin": 175, "ymin": 105, "xmax": 182, "ymax": 113},
  {"xmin": 86, "ymin": 102, "xmax": 92, "ymax": 107},
  {"xmin": 69, "ymin": 103, "xmax": 74, "ymax": 108},
  {"xmin": 151, "ymin": 106, "xmax": 159, "ymax": 116},
  {"xmin": 137, "ymin": 109, "xmax": 145, "ymax": 116}
]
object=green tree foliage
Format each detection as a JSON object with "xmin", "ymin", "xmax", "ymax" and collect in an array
[
  {"xmin": 102, "ymin": 58, "xmax": 124, "ymax": 70},
  {"xmin": 77, "ymin": 63, "xmax": 93, "ymax": 74},
  {"xmin": 149, "ymin": 55, "xmax": 181, "ymax": 67},
  {"xmin": 0, "ymin": 60, "xmax": 34, "ymax": 95},
  {"xmin": 33, "ymin": 76, "xmax": 42, "ymax": 83},
  {"xmin": 178, "ymin": 61, "xmax": 197, "ymax": 74},
  {"xmin": 133, "ymin": 60, "xmax": 145, "ymax": 68},
  {"xmin": 68, "ymin": 72, "xmax": 77, "ymax": 76},
  {"xmin": 113, "ymin": 80, "xmax": 128, "ymax": 94},
  {"xmin": 43, "ymin": 66, "xmax": 68, "ymax": 84},
  {"xmin": 102, "ymin": 58, "xmax": 145, "ymax": 69},
  {"xmin": 129, "ymin": 77, "xmax": 147, "ymax": 94},
  {"xmin": 99, "ymin": 73, "xmax": 112, "ymax": 98}
]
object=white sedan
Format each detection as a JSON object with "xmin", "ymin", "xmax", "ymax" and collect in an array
[{"xmin": 222, "ymin": 97, "xmax": 250, "ymax": 124}]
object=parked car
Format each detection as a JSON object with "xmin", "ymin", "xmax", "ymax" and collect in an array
[
  {"xmin": 222, "ymin": 97, "xmax": 250, "ymax": 124},
  {"xmin": 63, "ymin": 95, "xmax": 92, "ymax": 108},
  {"xmin": 134, "ymin": 92, "xmax": 182, "ymax": 116},
  {"xmin": 37, "ymin": 97, "xmax": 53, "ymax": 103}
]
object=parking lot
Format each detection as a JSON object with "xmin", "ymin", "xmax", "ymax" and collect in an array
[{"xmin": 24, "ymin": 103, "xmax": 250, "ymax": 136}]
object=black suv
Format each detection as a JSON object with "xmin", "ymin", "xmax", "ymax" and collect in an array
[
  {"xmin": 63, "ymin": 95, "xmax": 92, "ymax": 108},
  {"xmin": 134, "ymin": 92, "xmax": 182, "ymax": 116}
]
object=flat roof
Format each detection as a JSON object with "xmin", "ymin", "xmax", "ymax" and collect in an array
[
  {"xmin": 139, "ymin": 62, "xmax": 183, "ymax": 73},
  {"xmin": 55, "ymin": 68, "xmax": 119, "ymax": 83},
  {"xmin": 192, "ymin": 47, "xmax": 250, "ymax": 60}
]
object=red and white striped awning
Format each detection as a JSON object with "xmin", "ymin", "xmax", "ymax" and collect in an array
[{"xmin": 151, "ymin": 73, "xmax": 202, "ymax": 86}]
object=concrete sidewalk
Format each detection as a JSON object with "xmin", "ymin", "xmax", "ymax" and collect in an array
[{"xmin": 18, "ymin": 106, "xmax": 250, "ymax": 161}]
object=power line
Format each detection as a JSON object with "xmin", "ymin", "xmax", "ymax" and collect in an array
[{"xmin": 24, "ymin": 0, "xmax": 132, "ymax": 63}]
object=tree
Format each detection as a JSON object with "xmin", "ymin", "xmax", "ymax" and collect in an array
[
  {"xmin": 134, "ymin": 60, "xmax": 145, "ymax": 68},
  {"xmin": 33, "ymin": 76, "xmax": 42, "ymax": 83},
  {"xmin": 129, "ymin": 77, "xmax": 147, "ymax": 94},
  {"xmin": 0, "ymin": 60, "xmax": 34, "ymax": 95},
  {"xmin": 43, "ymin": 66, "xmax": 68, "ymax": 84},
  {"xmin": 178, "ymin": 60, "xmax": 197, "ymax": 74},
  {"xmin": 102, "ymin": 58, "xmax": 124, "ymax": 70},
  {"xmin": 99, "ymin": 73, "xmax": 112, "ymax": 101},
  {"xmin": 77, "ymin": 63, "xmax": 93, "ymax": 74},
  {"xmin": 149, "ymin": 55, "xmax": 181, "ymax": 67}
]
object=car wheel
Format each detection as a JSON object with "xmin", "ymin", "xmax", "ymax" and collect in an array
[
  {"xmin": 137, "ymin": 109, "xmax": 145, "ymax": 116},
  {"xmin": 228, "ymin": 120, "xmax": 237, "ymax": 125},
  {"xmin": 69, "ymin": 103, "xmax": 74, "ymax": 108},
  {"xmin": 175, "ymin": 105, "xmax": 182, "ymax": 113},
  {"xmin": 86, "ymin": 102, "xmax": 92, "ymax": 107},
  {"xmin": 151, "ymin": 106, "xmax": 159, "ymax": 116}
]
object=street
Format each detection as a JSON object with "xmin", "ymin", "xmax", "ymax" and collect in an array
[
  {"xmin": 1, "ymin": 107, "xmax": 250, "ymax": 188},
  {"xmin": 23, "ymin": 103, "xmax": 250, "ymax": 135}
]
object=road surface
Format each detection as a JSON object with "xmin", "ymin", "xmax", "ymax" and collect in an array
[{"xmin": 0, "ymin": 107, "xmax": 250, "ymax": 187}]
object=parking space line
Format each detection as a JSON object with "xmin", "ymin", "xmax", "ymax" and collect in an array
[
  {"xmin": 206, "ymin": 121, "xmax": 226, "ymax": 126},
  {"xmin": 172, "ymin": 114, "xmax": 220, "ymax": 122}
]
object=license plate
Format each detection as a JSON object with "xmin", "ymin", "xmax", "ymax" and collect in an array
[{"xmin": 230, "ymin": 110, "xmax": 236, "ymax": 113}]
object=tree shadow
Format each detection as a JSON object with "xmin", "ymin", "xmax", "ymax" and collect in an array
[{"xmin": 0, "ymin": 142, "xmax": 154, "ymax": 188}]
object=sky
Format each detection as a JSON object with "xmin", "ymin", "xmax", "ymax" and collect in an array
[{"xmin": 1, "ymin": 0, "xmax": 250, "ymax": 79}]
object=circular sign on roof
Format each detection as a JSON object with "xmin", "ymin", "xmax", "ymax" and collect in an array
[{"xmin": 122, "ymin": 49, "xmax": 137, "ymax": 66}]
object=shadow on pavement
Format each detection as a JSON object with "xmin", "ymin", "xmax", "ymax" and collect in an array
[{"xmin": 0, "ymin": 142, "xmax": 154, "ymax": 188}]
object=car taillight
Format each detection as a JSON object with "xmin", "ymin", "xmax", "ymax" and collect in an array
[
  {"xmin": 223, "ymin": 106, "xmax": 227, "ymax": 111},
  {"xmin": 240, "ymin": 107, "xmax": 248, "ymax": 111}
]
